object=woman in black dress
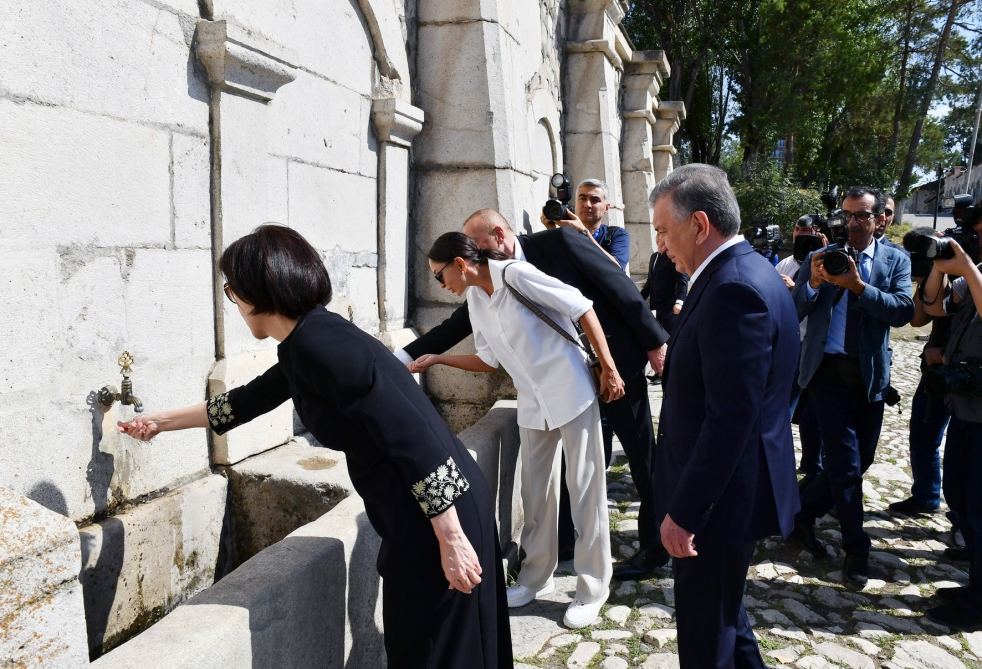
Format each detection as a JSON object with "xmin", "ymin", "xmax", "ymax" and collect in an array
[{"xmin": 117, "ymin": 224, "xmax": 512, "ymax": 668}]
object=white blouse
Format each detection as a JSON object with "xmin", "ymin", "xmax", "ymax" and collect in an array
[{"xmin": 468, "ymin": 259, "xmax": 596, "ymax": 430}]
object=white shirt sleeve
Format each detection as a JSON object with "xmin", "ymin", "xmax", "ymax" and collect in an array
[
  {"xmin": 393, "ymin": 348, "xmax": 413, "ymax": 366},
  {"xmin": 473, "ymin": 326, "xmax": 499, "ymax": 369},
  {"xmin": 504, "ymin": 261, "xmax": 593, "ymax": 321}
]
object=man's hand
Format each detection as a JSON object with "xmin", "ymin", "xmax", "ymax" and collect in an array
[
  {"xmin": 923, "ymin": 346, "xmax": 944, "ymax": 367},
  {"xmin": 809, "ymin": 251, "xmax": 828, "ymax": 290},
  {"xmin": 780, "ymin": 273, "xmax": 795, "ymax": 289},
  {"xmin": 672, "ymin": 302, "xmax": 683, "ymax": 315},
  {"xmin": 932, "ymin": 239, "xmax": 973, "ymax": 277},
  {"xmin": 823, "ymin": 254, "xmax": 865, "ymax": 294},
  {"xmin": 648, "ymin": 343, "xmax": 667, "ymax": 375},
  {"xmin": 660, "ymin": 514, "xmax": 697, "ymax": 558}
]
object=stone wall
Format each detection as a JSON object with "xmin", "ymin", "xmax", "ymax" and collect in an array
[{"xmin": 0, "ymin": 0, "xmax": 683, "ymax": 661}]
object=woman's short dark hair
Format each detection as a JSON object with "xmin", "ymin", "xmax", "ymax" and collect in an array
[
  {"xmin": 428, "ymin": 231, "xmax": 508, "ymax": 264},
  {"xmin": 221, "ymin": 224, "xmax": 332, "ymax": 318}
]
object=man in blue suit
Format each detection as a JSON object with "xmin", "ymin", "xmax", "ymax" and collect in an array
[
  {"xmin": 789, "ymin": 187, "xmax": 913, "ymax": 585},
  {"xmin": 650, "ymin": 164, "xmax": 800, "ymax": 668}
]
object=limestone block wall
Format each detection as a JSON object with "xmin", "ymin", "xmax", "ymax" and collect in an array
[
  {"xmin": 413, "ymin": 0, "xmax": 568, "ymax": 429},
  {"xmin": 0, "ymin": 0, "xmax": 214, "ymax": 522}
]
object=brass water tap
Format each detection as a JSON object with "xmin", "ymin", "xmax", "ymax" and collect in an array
[{"xmin": 98, "ymin": 351, "xmax": 144, "ymax": 413}]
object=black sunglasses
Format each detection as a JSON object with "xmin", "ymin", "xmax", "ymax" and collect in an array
[
  {"xmin": 884, "ymin": 208, "xmax": 894, "ymax": 216},
  {"xmin": 433, "ymin": 260, "xmax": 454, "ymax": 285}
]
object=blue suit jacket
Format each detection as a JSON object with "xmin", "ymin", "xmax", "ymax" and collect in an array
[
  {"xmin": 793, "ymin": 240, "xmax": 913, "ymax": 402},
  {"xmin": 654, "ymin": 241, "xmax": 801, "ymax": 543}
]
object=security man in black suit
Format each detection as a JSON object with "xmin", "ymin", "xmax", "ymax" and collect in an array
[
  {"xmin": 641, "ymin": 233, "xmax": 689, "ymax": 335},
  {"xmin": 402, "ymin": 209, "xmax": 671, "ymax": 578}
]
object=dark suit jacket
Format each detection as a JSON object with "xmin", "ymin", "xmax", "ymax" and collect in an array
[
  {"xmin": 793, "ymin": 240, "xmax": 913, "ymax": 402},
  {"xmin": 654, "ymin": 240, "xmax": 800, "ymax": 544},
  {"xmin": 640, "ymin": 252, "xmax": 688, "ymax": 311},
  {"xmin": 405, "ymin": 228, "xmax": 669, "ymax": 378}
]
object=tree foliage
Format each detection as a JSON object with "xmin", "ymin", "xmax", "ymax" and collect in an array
[{"xmin": 624, "ymin": 0, "xmax": 982, "ymax": 197}]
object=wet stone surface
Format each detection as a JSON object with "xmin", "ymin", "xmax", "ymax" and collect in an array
[{"xmin": 509, "ymin": 328, "xmax": 982, "ymax": 667}]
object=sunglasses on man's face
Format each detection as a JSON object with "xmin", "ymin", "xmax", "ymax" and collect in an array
[
  {"xmin": 884, "ymin": 208, "xmax": 894, "ymax": 216},
  {"xmin": 432, "ymin": 260, "xmax": 454, "ymax": 285}
]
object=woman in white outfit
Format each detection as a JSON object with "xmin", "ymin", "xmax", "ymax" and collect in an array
[{"xmin": 412, "ymin": 231, "xmax": 622, "ymax": 629}]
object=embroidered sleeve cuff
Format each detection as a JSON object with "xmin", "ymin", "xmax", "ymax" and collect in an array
[
  {"xmin": 411, "ymin": 457, "xmax": 470, "ymax": 517},
  {"xmin": 206, "ymin": 392, "xmax": 237, "ymax": 435}
]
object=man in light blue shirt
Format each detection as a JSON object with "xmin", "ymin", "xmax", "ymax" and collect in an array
[{"xmin": 788, "ymin": 187, "xmax": 913, "ymax": 586}]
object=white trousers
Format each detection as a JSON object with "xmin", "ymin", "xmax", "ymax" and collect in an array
[{"xmin": 517, "ymin": 399, "xmax": 611, "ymax": 604}]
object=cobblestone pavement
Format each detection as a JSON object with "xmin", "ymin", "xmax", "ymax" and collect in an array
[{"xmin": 509, "ymin": 325, "xmax": 982, "ymax": 668}]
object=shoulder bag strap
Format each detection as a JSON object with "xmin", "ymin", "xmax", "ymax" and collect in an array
[{"xmin": 500, "ymin": 261, "xmax": 592, "ymax": 355}]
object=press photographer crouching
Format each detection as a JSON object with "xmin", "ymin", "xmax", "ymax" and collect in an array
[{"xmin": 914, "ymin": 216, "xmax": 982, "ymax": 629}]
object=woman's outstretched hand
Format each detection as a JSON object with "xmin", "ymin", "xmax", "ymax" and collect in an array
[
  {"xmin": 409, "ymin": 354, "xmax": 441, "ymax": 374},
  {"xmin": 117, "ymin": 416, "xmax": 162, "ymax": 442}
]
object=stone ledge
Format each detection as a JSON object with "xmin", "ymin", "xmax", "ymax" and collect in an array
[
  {"xmin": 193, "ymin": 20, "xmax": 297, "ymax": 102},
  {"xmin": 92, "ymin": 495, "xmax": 384, "ymax": 669},
  {"xmin": 371, "ymin": 97, "xmax": 425, "ymax": 148},
  {"xmin": 0, "ymin": 487, "xmax": 88, "ymax": 668}
]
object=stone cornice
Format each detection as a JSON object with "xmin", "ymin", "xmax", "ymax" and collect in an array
[
  {"xmin": 657, "ymin": 101, "xmax": 687, "ymax": 122},
  {"xmin": 371, "ymin": 98, "xmax": 425, "ymax": 148},
  {"xmin": 623, "ymin": 108, "xmax": 657, "ymax": 125},
  {"xmin": 567, "ymin": 39, "xmax": 623, "ymax": 71},
  {"xmin": 627, "ymin": 50, "xmax": 671, "ymax": 80},
  {"xmin": 194, "ymin": 20, "xmax": 298, "ymax": 103}
]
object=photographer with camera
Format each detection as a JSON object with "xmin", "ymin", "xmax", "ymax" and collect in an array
[
  {"xmin": 919, "ymin": 238, "xmax": 982, "ymax": 628},
  {"xmin": 887, "ymin": 227, "xmax": 953, "ymax": 519},
  {"xmin": 788, "ymin": 187, "xmax": 914, "ymax": 586},
  {"xmin": 540, "ymin": 177, "xmax": 629, "ymax": 271}
]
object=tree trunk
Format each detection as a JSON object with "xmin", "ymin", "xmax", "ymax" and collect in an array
[
  {"xmin": 896, "ymin": 0, "xmax": 963, "ymax": 197},
  {"xmin": 888, "ymin": 0, "xmax": 915, "ymax": 163}
]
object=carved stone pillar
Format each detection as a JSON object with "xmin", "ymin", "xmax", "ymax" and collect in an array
[
  {"xmin": 653, "ymin": 101, "xmax": 686, "ymax": 183},
  {"xmin": 565, "ymin": 0, "xmax": 632, "ymax": 236},
  {"xmin": 371, "ymin": 97, "xmax": 424, "ymax": 351},
  {"xmin": 194, "ymin": 20, "xmax": 299, "ymax": 466},
  {"xmin": 621, "ymin": 50, "xmax": 670, "ymax": 279}
]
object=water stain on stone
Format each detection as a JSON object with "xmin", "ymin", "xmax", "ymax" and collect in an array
[{"xmin": 297, "ymin": 456, "xmax": 336, "ymax": 471}]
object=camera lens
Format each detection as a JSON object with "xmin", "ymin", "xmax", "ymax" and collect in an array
[
  {"xmin": 824, "ymin": 249, "xmax": 850, "ymax": 276},
  {"xmin": 543, "ymin": 199, "xmax": 567, "ymax": 221}
]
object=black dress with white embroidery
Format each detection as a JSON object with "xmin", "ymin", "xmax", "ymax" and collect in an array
[{"xmin": 207, "ymin": 307, "xmax": 511, "ymax": 668}]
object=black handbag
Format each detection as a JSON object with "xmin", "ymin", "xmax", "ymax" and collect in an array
[{"xmin": 500, "ymin": 262, "xmax": 606, "ymax": 400}]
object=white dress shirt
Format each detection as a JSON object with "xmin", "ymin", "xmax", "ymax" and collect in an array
[{"xmin": 469, "ymin": 259, "xmax": 595, "ymax": 430}]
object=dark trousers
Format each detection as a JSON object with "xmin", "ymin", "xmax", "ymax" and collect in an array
[
  {"xmin": 796, "ymin": 361, "xmax": 884, "ymax": 555},
  {"xmin": 791, "ymin": 384, "xmax": 823, "ymax": 481},
  {"xmin": 942, "ymin": 416, "xmax": 982, "ymax": 595},
  {"xmin": 559, "ymin": 374, "xmax": 661, "ymax": 554},
  {"xmin": 908, "ymin": 375, "xmax": 950, "ymax": 507},
  {"xmin": 674, "ymin": 541, "xmax": 765, "ymax": 669}
]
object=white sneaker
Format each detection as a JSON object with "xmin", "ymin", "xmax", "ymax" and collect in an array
[
  {"xmin": 563, "ymin": 597, "xmax": 606, "ymax": 629},
  {"xmin": 506, "ymin": 581, "xmax": 554, "ymax": 608}
]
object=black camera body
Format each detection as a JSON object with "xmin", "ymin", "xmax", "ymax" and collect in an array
[
  {"xmin": 794, "ymin": 187, "xmax": 848, "ymax": 262},
  {"xmin": 822, "ymin": 243, "xmax": 858, "ymax": 276},
  {"xmin": 925, "ymin": 358, "xmax": 982, "ymax": 397},
  {"xmin": 748, "ymin": 223, "xmax": 783, "ymax": 257},
  {"xmin": 543, "ymin": 173, "xmax": 573, "ymax": 221}
]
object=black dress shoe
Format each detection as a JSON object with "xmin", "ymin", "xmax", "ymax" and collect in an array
[
  {"xmin": 944, "ymin": 546, "xmax": 970, "ymax": 561},
  {"xmin": 788, "ymin": 523, "xmax": 828, "ymax": 560},
  {"xmin": 613, "ymin": 548, "xmax": 670, "ymax": 581},
  {"xmin": 888, "ymin": 497, "xmax": 940, "ymax": 516},
  {"xmin": 842, "ymin": 552, "xmax": 869, "ymax": 587},
  {"xmin": 927, "ymin": 599, "xmax": 982, "ymax": 630}
]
